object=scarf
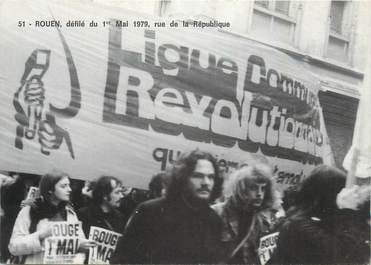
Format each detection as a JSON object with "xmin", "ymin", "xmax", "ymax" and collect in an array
[{"xmin": 29, "ymin": 198, "xmax": 68, "ymax": 233}]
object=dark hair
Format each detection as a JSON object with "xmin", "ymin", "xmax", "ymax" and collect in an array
[
  {"xmin": 8, "ymin": 171, "xmax": 19, "ymax": 177},
  {"xmin": 282, "ymin": 186, "xmax": 299, "ymax": 211},
  {"xmin": 166, "ymin": 149, "xmax": 223, "ymax": 202},
  {"xmin": 28, "ymin": 171, "xmax": 71, "ymax": 233},
  {"xmin": 39, "ymin": 170, "xmax": 69, "ymax": 201},
  {"xmin": 358, "ymin": 199, "xmax": 370, "ymax": 221},
  {"xmin": 92, "ymin": 176, "xmax": 122, "ymax": 204},
  {"xmin": 148, "ymin": 172, "xmax": 168, "ymax": 199},
  {"xmin": 286, "ymin": 165, "xmax": 346, "ymax": 221}
]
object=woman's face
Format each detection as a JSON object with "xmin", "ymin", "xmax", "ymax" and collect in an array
[{"xmin": 52, "ymin": 177, "xmax": 72, "ymax": 202}]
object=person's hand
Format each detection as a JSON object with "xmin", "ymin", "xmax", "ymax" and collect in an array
[
  {"xmin": 24, "ymin": 79, "xmax": 45, "ymax": 105},
  {"xmin": 38, "ymin": 224, "xmax": 53, "ymax": 240},
  {"xmin": 82, "ymin": 181, "xmax": 93, "ymax": 198},
  {"xmin": 336, "ymin": 185, "xmax": 369, "ymax": 210},
  {"xmin": 38, "ymin": 119, "xmax": 59, "ymax": 150},
  {"xmin": 78, "ymin": 239, "xmax": 97, "ymax": 252},
  {"xmin": 20, "ymin": 198, "xmax": 36, "ymax": 208},
  {"xmin": 37, "ymin": 113, "xmax": 75, "ymax": 159},
  {"xmin": 0, "ymin": 174, "xmax": 15, "ymax": 187},
  {"xmin": 357, "ymin": 185, "xmax": 371, "ymax": 202}
]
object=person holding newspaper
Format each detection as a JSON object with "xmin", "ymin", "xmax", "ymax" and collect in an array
[
  {"xmin": 1, "ymin": 172, "xmax": 39, "ymax": 262},
  {"xmin": 8, "ymin": 170, "xmax": 95, "ymax": 264},
  {"xmin": 77, "ymin": 176, "xmax": 124, "ymax": 236},
  {"xmin": 212, "ymin": 163, "xmax": 278, "ymax": 264},
  {"xmin": 76, "ymin": 176, "xmax": 124, "ymax": 264}
]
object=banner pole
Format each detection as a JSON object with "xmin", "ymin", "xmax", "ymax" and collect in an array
[{"xmin": 346, "ymin": 147, "xmax": 359, "ymax": 188}]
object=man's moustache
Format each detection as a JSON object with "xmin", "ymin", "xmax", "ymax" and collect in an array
[{"xmin": 197, "ymin": 188, "xmax": 210, "ymax": 192}]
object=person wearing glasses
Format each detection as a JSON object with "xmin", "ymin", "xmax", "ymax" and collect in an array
[
  {"xmin": 212, "ymin": 163, "xmax": 277, "ymax": 264},
  {"xmin": 111, "ymin": 149, "xmax": 224, "ymax": 264}
]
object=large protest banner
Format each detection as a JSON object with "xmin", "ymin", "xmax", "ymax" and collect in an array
[
  {"xmin": 88, "ymin": 226, "xmax": 122, "ymax": 264},
  {"xmin": 0, "ymin": 0, "xmax": 333, "ymax": 189},
  {"xmin": 43, "ymin": 222, "xmax": 84, "ymax": 264}
]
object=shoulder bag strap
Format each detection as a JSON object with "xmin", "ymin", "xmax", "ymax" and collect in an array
[{"xmin": 230, "ymin": 215, "xmax": 257, "ymax": 259}]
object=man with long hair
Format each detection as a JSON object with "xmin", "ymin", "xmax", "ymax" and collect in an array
[
  {"xmin": 212, "ymin": 163, "xmax": 277, "ymax": 264},
  {"xmin": 111, "ymin": 149, "xmax": 224, "ymax": 264},
  {"xmin": 77, "ymin": 176, "xmax": 125, "ymax": 236}
]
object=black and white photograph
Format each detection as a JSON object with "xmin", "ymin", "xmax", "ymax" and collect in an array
[{"xmin": 0, "ymin": 0, "xmax": 370, "ymax": 264}]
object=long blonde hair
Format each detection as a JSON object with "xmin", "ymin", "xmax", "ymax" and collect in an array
[{"xmin": 223, "ymin": 163, "xmax": 275, "ymax": 209}]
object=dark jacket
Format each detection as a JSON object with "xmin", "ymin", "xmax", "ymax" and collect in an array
[
  {"xmin": 77, "ymin": 204, "xmax": 125, "ymax": 237},
  {"xmin": 212, "ymin": 201, "xmax": 277, "ymax": 264},
  {"xmin": 269, "ymin": 209, "xmax": 370, "ymax": 264},
  {"xmin": 0, "ymin": 180, "xmax": 28, "ymax": 262},
  {"xmin": 110, "ymin": 197, "xmax": 224, "ymax": 264}
]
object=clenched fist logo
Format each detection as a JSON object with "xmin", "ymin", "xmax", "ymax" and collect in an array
[{"xmin": 14, "ymin": 49, "xmax": 75, "ymax": 159}]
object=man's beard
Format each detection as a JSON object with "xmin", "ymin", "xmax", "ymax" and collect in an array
[{"xmin": 182, "ymin": 185, "xmax": 211, "ymax": 209}]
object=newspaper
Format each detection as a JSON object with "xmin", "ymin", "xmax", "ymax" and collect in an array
[
  {"xmin": 88, "ymin": 226, "xmax": 122, "ymax": 264},
  {"xmin": 43, "ymin": 222, "xmax": 83, "ymax": 264},
  {"xmin": 258, "ymin": 232, "xmax": 279, "ymax": 265}
]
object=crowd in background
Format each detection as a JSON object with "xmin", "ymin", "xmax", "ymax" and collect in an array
[{"xmin": 0, "ymin": 149, "xmax": 370, "ymax": 264}]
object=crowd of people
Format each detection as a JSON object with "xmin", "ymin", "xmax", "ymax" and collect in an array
[{"xmin": 0, "ymin": 149, "xmax": 370, "ymax": 264}]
